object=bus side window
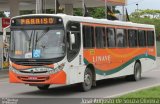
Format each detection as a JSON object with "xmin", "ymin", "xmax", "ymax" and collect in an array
[
  {"xmin": 128, "ymin": 30, "xmax": 138, "ymax": 47},
  {"xmin": 95, "ymin": 27, "xmax": 106, "ymax": 48},
  {"xmin": 116, "ymin": 29, "xmax": 127, "ymax": 48},
  {"xmin": 83, "ymin": 26, "xmax": 94, "ymax": 48},
  {"xmin": 138, "ymin": 30, "xmax": 146, "ymax": 47},
  {"xmin": 67, "ymin": 21, "xmax": 81, "ymax": 62},
  {"xmin": 107, "ymin": 28, "xmax": 116, "ymax": 48},
  {"xmin": 147, "ymin": 31, "xmax": 155, "ymax": 46}
]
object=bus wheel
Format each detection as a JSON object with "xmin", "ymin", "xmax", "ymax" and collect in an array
[
  {"xmin": 126, "ymin": 62, "xmax": 141, "ymax": 81},
  {"xmin": 80, "ymin": 68, "xmax": 93, "ymax": 92},
  {"xmin": 37, "ymin": 85, "xmax": 50, "ymax": 90}
]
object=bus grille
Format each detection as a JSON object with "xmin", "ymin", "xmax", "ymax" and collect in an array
[{"xmin": 19, "ymin": 71, "xmax": 48, "ymax": 74}]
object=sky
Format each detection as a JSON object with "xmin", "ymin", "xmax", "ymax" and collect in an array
[{"xmin": 125, "ymin": 0, "xmax": 160, "ymax": 14}]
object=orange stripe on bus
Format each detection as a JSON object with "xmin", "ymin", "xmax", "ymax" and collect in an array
[{"xmin": 83, "ymin": 47, "xmax": 156, "ymax": 71}]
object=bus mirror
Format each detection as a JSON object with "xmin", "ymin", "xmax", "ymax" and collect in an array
[
  {"xmin": 70, "ymin": 32, "xmax": 75, "ymax": 44},
  {"xmin": 3, "ymin": 26, "xmax": 10, "ymax": 47},
  {"xmin": 3, "ymin": 28, "xmax": 7, "ymax": 42},
  {"xmin": 69, "ymin": 32, "xmax": 75, "ymax": 50},
  {"xmin": 3, "ymin": 26, "xmax": 9, "ymax": 42}
]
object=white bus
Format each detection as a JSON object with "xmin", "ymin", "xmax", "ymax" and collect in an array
[{"xmin": 4, "ymin": 14, "xmax": 156, "ymax": 91}]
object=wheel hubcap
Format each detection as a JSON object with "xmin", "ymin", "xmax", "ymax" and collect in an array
[
  {"xmin": 84, "ymin": 74, "xmax": 91, "ymax": 86},
  {"xmin": 136, "ymin": 66, "xmax": 141, "ymax": 80}
]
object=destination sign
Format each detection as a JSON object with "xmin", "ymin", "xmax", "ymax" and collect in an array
[
  {"xmin": 11, "ymin": 16, "xmax": 63, "ymax": 26},
  {"xmin": 20, "ymin": 18, "xmax": 54, "ymax": 25}
]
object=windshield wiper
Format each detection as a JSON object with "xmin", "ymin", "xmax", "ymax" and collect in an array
[
  {"xmin": 29, "ymin": 30, "xmax": 34, "ymax": 51},
  {"xmin": 22, "ymin": 30, "xmax": 30, "ymax": 41},
  {"xmin": 12, "ymin": 31, "xmax": 15, "ymax": 51},
  {"xmin": 35, "ymin": 28, "xmax": 49, "ymax": 49},
  {"xmin": 35, "ymin": 31, "xmax": 38, "ymax": 49},
  {"xmin": 21, "ymin": 30, "xmax": 33, "ymax": 51},
  {"xmin": 36, "ymin": 28, "xmax": 49, "ymax": 42}
]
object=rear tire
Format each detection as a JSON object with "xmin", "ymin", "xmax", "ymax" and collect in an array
[
  {"xmin": 80, "ymin": 68, "xmax": 93, "ymax": 92},
  {"xmin": 126, "ymin": 62, "xmax": 141, "ymax": 81},
  {"xmin": 37, "ymin": 85, "xmax": 50, "ymax": 90}
]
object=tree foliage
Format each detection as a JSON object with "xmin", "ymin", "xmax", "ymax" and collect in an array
[
  {"xmin": 20, "ymin": 10, "xmax": 34, "ymax": 15},
  {"xmin": 74, "ymin": 7, "xmax": 119, "ymax": 19},
  {"xmin": 130, "ymin": 9, "xmax": 160, "ymax": 39},
  {"xmin": 0, "ymin": 11, "xmax": 6, "ymax": 17},
  {"xmin": 131, "ymin": 9, "xmax": 160, "ymax": 19}
]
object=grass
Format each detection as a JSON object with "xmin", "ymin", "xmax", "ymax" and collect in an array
[
  {"xmin": 119, "ymin": 86, "xmax": 160, "ymax": 98},
  {"xmin": 96, "ymin": 86, "xmax": 160, "ymax": 104},
  {"xmin": 156, "ymin": 41, "xmax": 160, "ymax": 57}
]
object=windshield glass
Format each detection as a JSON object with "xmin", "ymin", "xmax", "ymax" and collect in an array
[{"xmin": 10, "ymin": 29, "xmax": 65, "ymax": 59}]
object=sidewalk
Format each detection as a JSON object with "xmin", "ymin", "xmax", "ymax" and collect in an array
[{"xmin": 0, "ymin": 69, "xmax": 9, "ymax": 79}]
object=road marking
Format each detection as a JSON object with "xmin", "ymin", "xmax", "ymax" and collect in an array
[{"xmin": 105, "ymin": 83, "xmax": 160, "ymax": 98}]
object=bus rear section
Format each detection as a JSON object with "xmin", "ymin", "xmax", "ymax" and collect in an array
[{"xmin": 82, "ymin": 22, "xmax": 156, "ymax": 82}]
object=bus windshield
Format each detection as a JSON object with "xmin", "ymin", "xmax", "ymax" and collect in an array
[{"xmin": 10, "ymin": 29, "xmax": 65, "ymax": 59}]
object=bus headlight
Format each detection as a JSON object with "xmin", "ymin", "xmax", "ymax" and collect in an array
[
  {"xmin": 9, "ymin": 66, "xmax": 21, "ymax": 74},
  {"xmin": 49, "ymin": 63, "xmax": 65, "ymax": 74}
]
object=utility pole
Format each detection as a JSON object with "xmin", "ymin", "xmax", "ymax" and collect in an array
[
  {"xmin": 36, "ymin": 0, "xmax": 46, "ymax": 14},
  {"xmin": 136, "ymin": 3, "xmax": 139, "ymax": 12},
  {"xmin": 122, "ymin": 6, "xmax": 125, "ymax": 21},
  {"xmin": 36, "ymin": 0, "xmax": 42, "ymax": 14},
  {"xmin": 136, "ymin": 3, "xmax": 139, "ymax": 18},
  {"xmin": 105, "ymin": 0, "xmax": 107, "ymax": 19},
  {"xmin": 82, "ymin": 0, "xmax": 85, "ymax": 16},
  {"xmin": 55, "ymin": 0, "xmax": 57, "ymax": 14}
]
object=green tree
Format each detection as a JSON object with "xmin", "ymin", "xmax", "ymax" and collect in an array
[
  {"xmin": 131, "ymin": 9, "xmax": 160, "ymax": 19},
  {"xmin": 130, "ymin": 9, "xmax": 160, "ymax": 39},
  {"xmin": 20, "ymin": 10, "xmax": 34, "ymax": 15},
  {"xmin": 74, "ymin": 7, "xmax": 120, "ymax": 19},
  {"xmin": 0, "ymin": 11, "xmax": 6, "ymax": 17}
]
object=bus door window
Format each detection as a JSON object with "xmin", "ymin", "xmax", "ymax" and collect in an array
[
  {"xmin": 67, "ymin": 21, "xmax": 81, "ymax": 62},
  {"xmin": 107, "ymin": 28, "xmax": 116, "ymax": 48}
]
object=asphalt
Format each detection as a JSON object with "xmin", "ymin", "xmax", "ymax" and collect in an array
[{"xmin": 0, "ymin": 69, "xmax": 8, "ymax": 78}]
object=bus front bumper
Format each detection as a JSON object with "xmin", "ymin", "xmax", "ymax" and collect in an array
[{"xmin": 9, "ymin": 70, "xmax": 66, "ymax": 85}]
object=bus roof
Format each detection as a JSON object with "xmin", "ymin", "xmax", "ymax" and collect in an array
[{"xmin": 12, "ymin": 14, "xmax": 155, "ymax": 29}]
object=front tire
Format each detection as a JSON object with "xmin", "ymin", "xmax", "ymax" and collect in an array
[
  {"xmin": 80, "ymin": 68, "xmax": 93, "ymax": 92},
  {"xmin": 37, "ymin": 85, "xmax": 50, "ymax": 90}
]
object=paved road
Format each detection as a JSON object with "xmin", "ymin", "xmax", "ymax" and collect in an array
[{"xmin": 0, "ymin": 59, "xmax": 160, "ymax": 99}]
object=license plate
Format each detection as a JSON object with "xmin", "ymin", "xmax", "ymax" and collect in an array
[{"xmin": 28, "ymin": 76, "xmax": 38, "ymax": 80}]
